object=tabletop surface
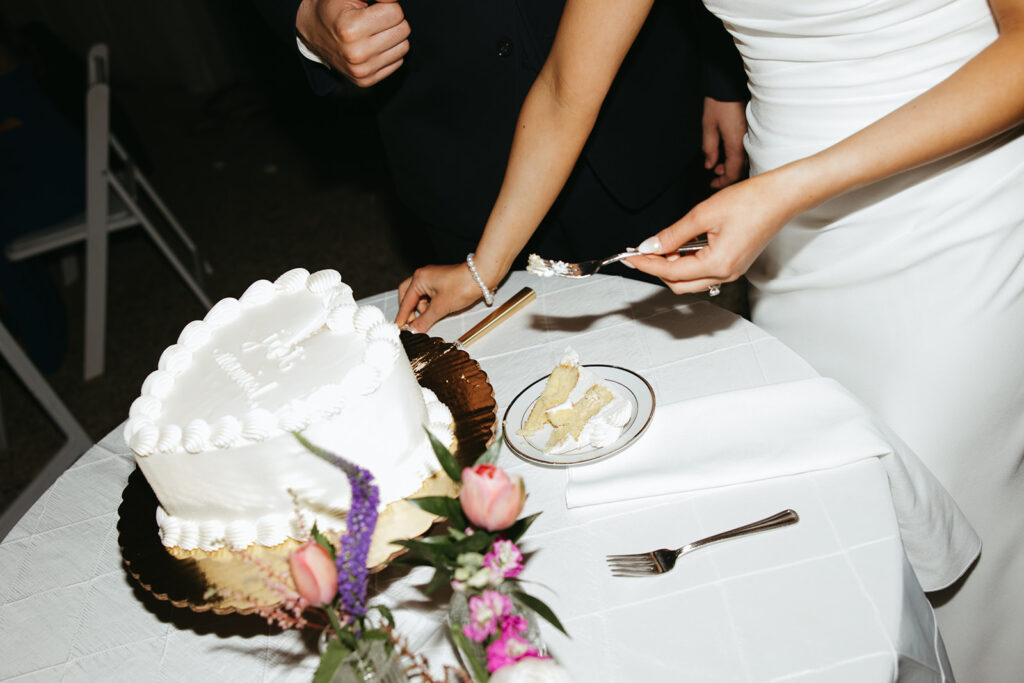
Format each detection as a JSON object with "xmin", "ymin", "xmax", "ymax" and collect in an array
[{"xmin": 0, "ymin": 272, "xmax": 952, "ymax": 682}]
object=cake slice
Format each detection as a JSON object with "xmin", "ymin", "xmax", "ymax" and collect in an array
[
  {"xmin": 520, "ymin": 360, "xmax": 578, "ymax": 436},
  {"xmin": 546, "ymin": 384, "xmax": 614, "ymax": 451},
  {"xmin": 517, "ymin": 346, "xmax": 632, "ymax": 455}
]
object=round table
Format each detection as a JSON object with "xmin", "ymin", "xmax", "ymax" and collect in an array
[{"xmin": 0, "ymin": 272, "xmax": 964, "ymax": 681}]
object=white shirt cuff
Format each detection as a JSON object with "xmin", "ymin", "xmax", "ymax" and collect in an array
[{"xmin": 296, "ymin": 36, "xmax": 323, "ymax": 65}]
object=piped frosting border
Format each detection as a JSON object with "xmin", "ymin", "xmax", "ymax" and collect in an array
[{"xmin": 124, "ymin": 267, "xmax": 412, "ymax": 457}]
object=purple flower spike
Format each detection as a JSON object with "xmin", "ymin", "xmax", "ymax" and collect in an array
[{"xmin": 297, "ymin": 435, "xmax": 379, "ymax": 619}]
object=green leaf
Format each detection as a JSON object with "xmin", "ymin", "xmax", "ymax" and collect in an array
[
  {"xmin": 503, "ymin": 512, "xmax": 542, "ymax": 543},
  {"xmin": 448, "ymin": 530, "xmax": 496, "ymax": 554},
  {"xmin": 313, "ymin": 637, "xmax": 351, "ymax": 683},
  {"xmin": 422, "ymin": 567, "xmax": 452, "ymax": 595},
  {"xmin": 373, "ymin": 604, "xmax": 396, "ymax": 628},
  {"xmin": 400, "ymin": 533, "xmax": 458, "ymax": 547},
  {"xmin": 387, "ymin": 556, "xmax": 433, "ymax": 568},
  {"xmin": 514, "ymin": 591, "xmax": 569, "ymax": 636},
  {"xmin": 325, "ymin": 605, "xmax": 344, "ymax": 638},
  {"xmin": 427, "ymin": 428, "xmax": 463, "ymax": 483},
  {"xmin": 394, "ymin": 538, "xmax": 455, "ymax": 566},
  {"xmin": 473, "ymin": 433, "xmax": 504, "ymax": 466},
  {"xmin": 450, "ymin": 623, "xmax": 490, "ymax": 682},
  {"xmin": 406, "ymin": 495, "xmax": 463, "ymax": 521},
  {"xmin": 311, "ymin": 524, "xmax": 337, "ymax": 561},
  {"xmin": 339, "ymin": 629, "xmax": 359, "ymax": 650}
]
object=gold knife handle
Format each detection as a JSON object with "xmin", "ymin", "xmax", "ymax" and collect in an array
[{"xmin": 457, "ymin": 287, "xmax": 536, "ymax": 349}]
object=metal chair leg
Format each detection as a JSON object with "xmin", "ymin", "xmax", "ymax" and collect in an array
[{"xmin": 0, "ymin": 322, "xmax": 92, "ymax": 540}]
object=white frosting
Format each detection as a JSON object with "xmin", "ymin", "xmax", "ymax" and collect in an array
[
  {"xmin": 129, "ymin": 268, "xmax": 454, "ymax": 552},
  {"xmin": 178, "ymin": 321, "xmax": 211, "ymax": 352},
  {"xmin": 239, "ymin": 279, "xmax": 275, "ymax": 307}
]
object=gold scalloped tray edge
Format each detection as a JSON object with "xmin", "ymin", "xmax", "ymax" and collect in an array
[{"xmin": 118, "ymin": 332, "xmax": 496, "ymax": 615}]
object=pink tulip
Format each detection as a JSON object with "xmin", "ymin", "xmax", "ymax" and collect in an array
[
  {"xmin": 289, "ymin": 541, "xmax": 338, "ymax": 605},
  {"xmin": 460, "ymin": 464, "xmax": 526, "ymax": 532}
]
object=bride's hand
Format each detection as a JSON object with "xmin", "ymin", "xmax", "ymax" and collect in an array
[
  {"xmin": 395, "ymin": 263, "xmax": 485, "ymax": 333},
  {"xmin": 627, "ymin": 168, "xmax": 801, "ymax": 293}
]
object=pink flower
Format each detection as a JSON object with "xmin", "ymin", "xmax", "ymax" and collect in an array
[
  {"xmin": 288, "ymin": 541, "xmax": 338, "ymax": 606},
  {"xmin": 484, "ymin": 539, "xmax": 524, "ymax": 579},
  {"xmin": 463, "ymin": 589, "xmax": 513, "ymax": 642},
  {"xmin": 500, "ymin": 613, "xmax": 529, "ymax": 636},
  {"xmin": 460, "ymin": 464, "xmax": 526, "ymax": 532},
  {"xmin": 486, "ymin": 630, "xmax": 542, "ymax": 673}
]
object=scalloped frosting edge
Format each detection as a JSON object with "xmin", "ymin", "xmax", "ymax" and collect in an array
[{"xmin": 124, "ymin": 267, "xmax": 407, "ymax": 457}]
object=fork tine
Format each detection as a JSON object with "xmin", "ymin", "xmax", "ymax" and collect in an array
[
  {"xmin": 606, "ymin": 553, "xmax": 648, "ymax": 561},
  {"xmin": 606, "ymin": 557, "xmax": 654, "ymax": 566},
  {"xmin": 606, "ymin": 565, "xmax": 655, "ymax": 577},
  {"xmin": 606, "ymin": 561, "xmax": 656, "ymax": 571},
  {"xmin": 606, "ymin": 556, "xmax": 653, "ymax": 565}
]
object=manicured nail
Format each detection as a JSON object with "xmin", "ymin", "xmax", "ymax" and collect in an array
[
  {"xmin": 666, "ymin": 254, "xmax": 680, "ymax": 262},
  {"xmin": 637, "ymin": 237, "xmax": 662, "ymax": 254},
  {"xmin": 621, "ymin": 258, "xmax": 636, "ymax": 269}
]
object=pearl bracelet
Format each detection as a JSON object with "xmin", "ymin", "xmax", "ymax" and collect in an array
[{"xmin": 465, "ymin": 253, "xmax": 495, "ymax": 307}]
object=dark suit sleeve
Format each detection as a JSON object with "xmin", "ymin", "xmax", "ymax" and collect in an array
[
  {"xmin": 250, "ymin": 0, "xmax": 340, "ymax": 95},
  {"xmin": 694, "ymin": 2, "xmax": 748, "ymax": 102}
]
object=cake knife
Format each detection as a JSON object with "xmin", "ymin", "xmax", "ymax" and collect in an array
[{"xmin": 456, "ymin": 286, "xmax": 536, "ymax": 349}]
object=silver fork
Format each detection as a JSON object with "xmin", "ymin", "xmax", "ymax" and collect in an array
[
  {"xmin": 526, "ymin": 236, "xmax": 709, "ymax": 279},
  {"xmin": 606, "ymin": 509, "xmax": 799, "ymax": 577}
]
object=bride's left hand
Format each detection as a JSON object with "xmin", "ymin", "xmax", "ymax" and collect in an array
[{"xmin": 627, "ymin": 167, "xmax": 802, "ymax": 293}]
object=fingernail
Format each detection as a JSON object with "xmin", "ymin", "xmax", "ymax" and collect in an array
[
  {"xmin": 637, "ymin": 237, "xmax": 662, "ymax": 254},
  {"xmin": 621, "ymin": 258, "xmax": 636, "ymax": 269},
  {"xmin": 666, "ymin": 254, "xmax": 680, "ymax": 262}
]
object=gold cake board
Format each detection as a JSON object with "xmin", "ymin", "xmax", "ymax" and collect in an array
[{"xmin": 118, "ymin": 332, "xmax": 496, "ymax": 615}]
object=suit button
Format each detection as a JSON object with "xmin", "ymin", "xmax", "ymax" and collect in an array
[{"xmin": 496, "ymin": 38, "xmax": 513, "ymax": 58}]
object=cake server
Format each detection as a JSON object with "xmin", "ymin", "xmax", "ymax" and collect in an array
[{"xmin": 456, "ymin": 286, "xmax": 536, "ymax": 349}]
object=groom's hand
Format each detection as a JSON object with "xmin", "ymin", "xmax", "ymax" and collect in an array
[
  {"xmin": 702, "ymin": 97, "xmax": 748, "ymax": 189},
  {"xmin": 296, "ymin": 0, "xmax": 410, "ymax": 87}
]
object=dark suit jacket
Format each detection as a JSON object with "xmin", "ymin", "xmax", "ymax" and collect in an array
[{"xmin": 256, "ymin": 0, "xmax": 746, "ymax": 262}]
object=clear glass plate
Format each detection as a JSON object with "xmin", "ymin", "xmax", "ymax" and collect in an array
[{"xmin": 502, "ymin": 365, "xmax": 655, "ymax": 467}]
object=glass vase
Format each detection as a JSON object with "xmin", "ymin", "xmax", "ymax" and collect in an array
[{"xmin": 317, "ymin": 631, "xmax": 407, "ymax": 683}]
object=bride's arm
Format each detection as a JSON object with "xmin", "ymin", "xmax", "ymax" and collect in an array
[
  {"xmin": 630, "ymin": 0, "xmax": 1024, "ymax": 292},
  {"xmin": 396, "ymin": 0, "xmax": 652, "ymax": 331}
]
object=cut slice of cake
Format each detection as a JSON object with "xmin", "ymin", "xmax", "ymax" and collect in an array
[
  {"xmin": 520, "ymin": 359, "xmax": 578, "ymax": 437},
  {"xmin": 546, "ymin": 384, "xmax": 614, "ymax": 451},
  {"xmin": 519, "ymin": 346, "xmax": 633, "ymax": 455}
]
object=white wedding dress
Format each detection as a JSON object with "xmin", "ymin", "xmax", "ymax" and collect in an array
[{"xmin": 702, "ymin": 0, "xmax": 1024, "ymax": 678}]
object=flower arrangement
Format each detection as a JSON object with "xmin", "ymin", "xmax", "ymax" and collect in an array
[
  {"xmin": 219, "ymin": 431, "xmax": 568, "ymax": 682},
  {"xmin": 393, "ymin": 432, "xmax": 569, "ymax": 682},
  {"xmin": 292, "ymin": 434, "xmax": 408, "ymax": 682}
]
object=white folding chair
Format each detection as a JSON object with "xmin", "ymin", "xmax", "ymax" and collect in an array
[
  {"xmin": 5, "ymin": 43, "xmax": 212, "ymax": 380},
  {"xmin": 0, "ymin": 320, "xmax": 92, "ymax": 540}
]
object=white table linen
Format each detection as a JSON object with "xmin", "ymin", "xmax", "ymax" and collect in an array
[
  {"xmin": 565, "ymin": 376, "xmax": 978, "ymax": 592},
  {"xmin": 566, "ymin": 377, "xmax": 892, "ymax": 505},
  {"xmin": 0, "ymin": 272, "xmax": 974, "ymax": 681}
]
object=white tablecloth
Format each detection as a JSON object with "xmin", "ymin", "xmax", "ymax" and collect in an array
[{"xmin": 0, "ymin": 273, "xmax": 971, "ymax": 681}]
